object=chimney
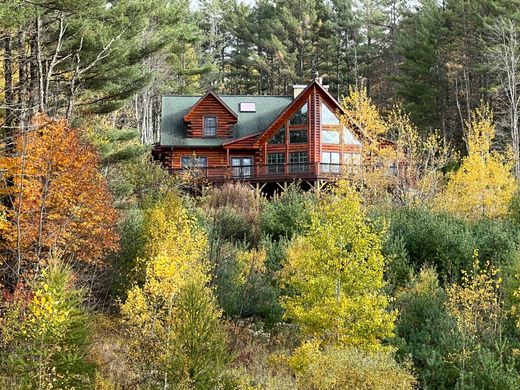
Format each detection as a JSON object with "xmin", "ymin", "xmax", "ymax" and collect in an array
[
  {"xmin": 292, "ymin": 76, "xmax": 329, "ymax": 98},
  {"xmin": 292, "ymin": 84, "xmax": 307, "ymax": 99}
]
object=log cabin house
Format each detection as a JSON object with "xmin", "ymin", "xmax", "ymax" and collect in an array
[{"xmin": 152, "ymin": 79, "xmax": 367, "ymax": 191}]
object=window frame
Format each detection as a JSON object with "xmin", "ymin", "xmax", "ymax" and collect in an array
[
  {"xmin": 321, "ymin": 151, "xmax": 340, "ymax": 173},
  {"xmin": 203, "ymin": 116, "xmax": 217, "ymax": 137}
]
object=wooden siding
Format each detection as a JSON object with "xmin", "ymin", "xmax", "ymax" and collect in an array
[{"xmin": 184, "ymin": 93, "xmax": 237, "ymax": 138}]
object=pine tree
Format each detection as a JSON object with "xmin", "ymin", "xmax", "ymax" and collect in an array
[{"xmin": 0, "ymin": 261, "xmax": 94, "ymax": 389}]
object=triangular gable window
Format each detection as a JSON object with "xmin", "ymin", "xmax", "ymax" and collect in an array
[
  {"xmin": 289, "ymin": 103, "xmax": 308, "ymax": 126},
  {"xmin": 268, "ymin": 126, "xmax": 286, "ymax": 144},
  {"xmin": 321, "ymin": 102, "xmax": 340, "ymax": 126}
]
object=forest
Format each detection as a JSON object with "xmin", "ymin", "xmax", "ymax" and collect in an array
[{"xmin": 3, "ymin": 0, "xmax": 520, "ymax": 389}]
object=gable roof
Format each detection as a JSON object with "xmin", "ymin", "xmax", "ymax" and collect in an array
[
  {"xmin": 253, "ymin": 80, "xmax": 365, "ymax": 147},
  {"xmin": 160, "ymin": 95, "xmax": 292, "ymax": 147},
  {"xmin": 183, "ymin": 90, "xmax": 238, "ymax": 121}
]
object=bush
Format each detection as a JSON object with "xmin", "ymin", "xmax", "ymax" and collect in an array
[
  {"xmin": 261, "ymin": 185, "xmax": 315, "ymax": 240},
  {"xmin": 393, "ymin": 267, "xmax": 459, "ymax": 389},
  {"xmin": 380, "ymin": 207, "xmax": 520, "ymax": 284},
  {"xmin": 203, "ymin": 183, "xmax": 263, "ymax": 245},
  {"xmin": 211, "ymin": 242, "xmax": 283, "ymax": 324},
  {"xmin": 284, "ymin": 341, "xmax": 416, "ymax": 390}
]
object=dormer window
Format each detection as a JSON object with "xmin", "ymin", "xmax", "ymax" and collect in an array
[{"xmin": 204, "ymin": 116, "xmax": 217, "ymax": 137}]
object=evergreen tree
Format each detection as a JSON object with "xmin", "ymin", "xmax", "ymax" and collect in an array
[{"xmin": 0, "ymin": 261, "xmax": 94, "ymax": 389}]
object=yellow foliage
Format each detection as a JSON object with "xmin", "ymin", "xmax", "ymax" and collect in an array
[
  {"xmin": 388, "ymin": 105, "xmax": 453, "ymax": 205},
  {"xmin": 446, "ymin": 253, "xmax": 502, "ymax": 351},
  {"xmin": 120, "ymin": 191, "xmax": 229, "ymax": 388},
  {"xmin": 284, "ymin": 340, "xmax": 416, "ymax": 390},
  {"xmin": 280, "ymin": 181, "xmax": 395, "ymax": 350},
  {"xmin": 436, "ymin": 104, "xmax": 516, "ymax": 219}
]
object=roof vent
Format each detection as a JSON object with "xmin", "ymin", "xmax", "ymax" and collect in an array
[{"xmin": 240, "ymin": 102, "xmax": 256, "ymax": 112}]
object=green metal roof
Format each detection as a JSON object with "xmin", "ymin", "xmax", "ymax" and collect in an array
[{"xmin": 160, "ymin": 95, "xmax": 293, "ymax": 146}]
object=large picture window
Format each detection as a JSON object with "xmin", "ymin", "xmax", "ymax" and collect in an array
[
  {"xmin": 290, "ymin": 130, "xmax": 307, "ymax": 143},
  {"xmin": 203, "ymin": 116, "xmax": 217, "ymax": 137},
  {"xmin": 321, "ymin": 152, "xmax": 340, "ymax": 173},
  {"xmin": 290, "ymin": 103, "xmax": 308, "ymax": 126},
  {"xmin": 321, "ymin": 102, "xmax": 340, "ymax": 126},
  {"xmin": 322, "ymin": 130, "xmax": 340, "ymax": 144}
]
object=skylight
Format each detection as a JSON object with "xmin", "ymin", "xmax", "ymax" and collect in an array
[{"xmin": 240, "ymin": 102, "xmax": 256, "ymax": 112}]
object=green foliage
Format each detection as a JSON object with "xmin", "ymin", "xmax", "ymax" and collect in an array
[
  {"xmin": 0, "ymin": 261, "xmax": 94, "ymax": 389},
  {"xmin": 381, "ymin": 206, "xmax": 520, "ymax": 284},
  {"xmin": 393, "ymin": 267, "xmax": 459, "ymax": 389},
  {"xmin": 280, "ymin": 181, "xmax": 395, "ymax": 349},
  {"xmin": 260, "ymin": 185, "xmax": 315, "ymax": 241},
  {"xmin": 210, "ymin": 241, "xmax": 283, "ymax": 324},
  {"xmin": 382, "ymin": 234, "xmax": 414, "ymax": 292}
]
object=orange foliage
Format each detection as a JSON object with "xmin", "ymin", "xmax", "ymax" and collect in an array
[{"xmin": 0, "ymin": 114, "xmax": 118, "ymax": 275}]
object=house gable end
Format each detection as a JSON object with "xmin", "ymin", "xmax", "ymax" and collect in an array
[{"xmin": 183, "ymin": 91, "xmax": 238, "ymax": 138}]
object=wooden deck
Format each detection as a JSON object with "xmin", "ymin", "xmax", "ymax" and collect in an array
[{"xmin": 171, "ymin": 163, "xmax": 357, "ymax": 184}]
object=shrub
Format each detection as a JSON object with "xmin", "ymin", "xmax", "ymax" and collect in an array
[
  {"xmin": 393, "ymin": 267, "xmax": 459, "ymax": 389},
  {"xmin": 284, "ymin": 341, "xmax": 416, "ymax": 390},
  {"xmin": 203, "ymin": 183, "xmax": 263, "ymax": 245},
  {"xmin": 261, "ymin": 185, "xmax": 315, "ymax": 240}
]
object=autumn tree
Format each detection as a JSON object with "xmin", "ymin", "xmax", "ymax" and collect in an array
[
  {"xmin": 280, "ymin": 180, "xmax": 395, "ymax": 350},
  {"xmin": 120, "ymin": 191, "xmax": 230, "ymax": 388},
  {"xmin": 436, "ymin": 104, "xmax": 516, "ymax": 219},
  {"xmin": 0, "ymin": 114, "xmax": 119, "ymax": 287},
  {"xmin": 339, "ymin": 87, "xmax": 397, "ymax": 204},
  {"xmin": 387, "ymin": 105, "xmax": 453, "ymax": 205},
  {"xmin": 446, "ymin": 254, "xmax": 507, "ymax": 389}
]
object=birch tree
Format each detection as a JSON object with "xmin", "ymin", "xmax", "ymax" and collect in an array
[{"xmin": 488, "ymin": 17, "xmax": 520, "ymax": 177}]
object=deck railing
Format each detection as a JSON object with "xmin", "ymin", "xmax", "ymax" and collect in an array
[{"xmin": 171, "ymin": 163, "xmax": 360, "ymax": 182}]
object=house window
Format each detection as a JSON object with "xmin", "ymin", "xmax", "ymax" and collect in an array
[
  {"xmin": 290, "ymin": 130, "xmax": 307, "ymax": 143},
  {"xmin": 269, "ymin": 126, "xmax": 286, "ymax": 144},
  {"xmin": 321, "ymin": 102, "xmax": 340, "ymax": 126},
  {"xmin": 181, "ymin": 156, "xmax": 208, "ymax": 168},
  {"xmin": 231, "ymin": 157, "xmax": 253, "ymax": 178},
  {"xmin": 267, "ymin": 152, "xmax": 285, "ymax": 174},
  {"xmin": 322, "ymin": 130, "xmax": 340, "ymax": 144},
  {"xmin": 321, "ymin": 152, "xmax": 340, "ymax": 174},
  {"xmin": 290, "ymin": 103, "xmax": 308, "ymax": 125},
  {"xmin": 344, "ymin": 152, "xmax": 361, "ymax": 173},
  {"xmin": 204, "ymin": 116, "xmax": 217, "ymax": 137},
  {"xmin": 289, "ymin": 151, "xmax": 308, "ymax": 173},
  {"xmin": 343, "ymin": 127, "xmax": 361, "ymax": 145}
]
